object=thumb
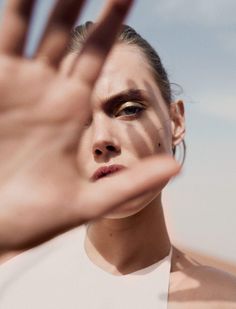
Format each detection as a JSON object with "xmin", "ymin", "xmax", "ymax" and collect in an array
[{"xmin": 75, "ymin": 155, "xmax": 181, "ymax": 221}]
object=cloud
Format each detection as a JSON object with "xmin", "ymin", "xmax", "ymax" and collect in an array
[{"xmin": 153, "ymin": 0, "xmax": 236, "ymax": 28}]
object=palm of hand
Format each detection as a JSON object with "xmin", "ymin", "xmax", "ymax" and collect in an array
[
  {"xmin": 0, "ymin": 53, "xmax": 91, "ymax": 246},
  {"xmin": 0, "ymin": 0, "xmax": 180, "ymax": 249}
]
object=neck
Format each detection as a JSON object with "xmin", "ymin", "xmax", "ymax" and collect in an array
[{"xmin": 85, "ymin": 195, "xmax": 171, "ymax": 275}]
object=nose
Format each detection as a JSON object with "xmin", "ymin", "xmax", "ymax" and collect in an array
[{"xmin": 92, "ymin": 115, "xmax": 120, "ymax": 159}]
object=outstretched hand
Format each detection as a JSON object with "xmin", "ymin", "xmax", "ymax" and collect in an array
[{"xmin": 0, "ymin": 0, "xmax": 180, "ymax": 250}]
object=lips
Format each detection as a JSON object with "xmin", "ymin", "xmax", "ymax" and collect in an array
[{"xmin": 91, "ymin": 164, "xmax": 126, "ymax": 182}]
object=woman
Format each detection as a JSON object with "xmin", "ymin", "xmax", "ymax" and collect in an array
[{"xmin": 0, "ymin": 0, "xmax": 235, "ymax": 308}]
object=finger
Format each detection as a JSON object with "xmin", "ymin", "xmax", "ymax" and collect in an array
[
  {"xmin": 70, "ymin": 0, "xmax": 134, "ymax": 86},
  {"xmin": 35, "ymin": 0, "xmax": 86, "ymax": 68},
  {"xmin": 0, "ymin": 0, "xmax": 35, "ymax": 55},
  {"xmin": 77, "ymin": 155, "xmax": 181, "ymax": 221}
]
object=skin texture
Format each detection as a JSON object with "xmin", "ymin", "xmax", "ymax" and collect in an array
[{"xmin": 0, "ymin": 0, "xmax": 235, "ymax": 308}]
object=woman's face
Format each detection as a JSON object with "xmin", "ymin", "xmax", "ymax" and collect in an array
[{"xmin": 66, "ymin": 44, "xmax": 180, "ymax": 218}]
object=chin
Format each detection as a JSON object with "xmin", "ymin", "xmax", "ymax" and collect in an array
[{"xmin": 103, "ymin": 190, "xmax": 161, "ymax": 219}]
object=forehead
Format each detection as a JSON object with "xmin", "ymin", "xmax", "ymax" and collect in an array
[
  {"xmin": 93, "ymin": 44, "xmax": 157, "ymax": 100},
  {"xmin": 63, "ymin": 44, "xmax": 165, "ymax": 109}
]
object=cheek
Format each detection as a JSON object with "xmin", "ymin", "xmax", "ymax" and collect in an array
[
  {"xmin": 153, "ymin": 127, "xmax": 172, "ymax": 155},
  {"xmin": 124, "ymin": 117, "xmax": 172, "ymax": 158},
  {"xmin": 141, "ymin": 111, "xmax": 173, "ymax": 155}
]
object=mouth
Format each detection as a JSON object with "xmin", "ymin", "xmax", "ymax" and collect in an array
[{"xmin": 91, "ymin": 164, "xmax": 126, "ymax": 182}]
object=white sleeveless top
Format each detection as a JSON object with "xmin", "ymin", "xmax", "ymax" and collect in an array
[{"xmin": 0, "ymin": 226, "xmax": 171, "ymax": 309}]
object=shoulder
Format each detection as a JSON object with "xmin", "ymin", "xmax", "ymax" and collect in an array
[
  {"xmin": 168, "ymin": 248, "xmax": 236, "ymax": 308},
  {"xmin": 169, "ymin": 266, "xmax": 236, "ymax": 308}
]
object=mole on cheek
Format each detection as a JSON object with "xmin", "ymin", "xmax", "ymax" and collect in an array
[{"xmin": 158, "ymin": 143, "xmax": 161, "ymax": 147}]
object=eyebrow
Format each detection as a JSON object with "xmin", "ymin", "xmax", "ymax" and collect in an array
[{"xmin": 102, "ymin": 88, "xmax": 149, "ymax": 112}]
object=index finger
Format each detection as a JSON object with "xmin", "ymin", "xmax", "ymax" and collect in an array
[
  {"xmin": 70, "ymin": 0, "xmax": 134, "ymax": 87},
  {"xmin": 35, "ymin": 0, "xmax": 86, "ymax": 67}
]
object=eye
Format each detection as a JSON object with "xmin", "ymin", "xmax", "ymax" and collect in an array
[{"xmin": 114, "ymin": 102, "xmax": 144, "ymax": 118}]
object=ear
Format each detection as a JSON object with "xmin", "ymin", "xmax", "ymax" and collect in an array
[{"xmin": 170, "ymin": 100, "xmax": 185, "ymax": 147}]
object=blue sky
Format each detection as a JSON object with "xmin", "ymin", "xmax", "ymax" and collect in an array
[{"xmin": 0, "ymin": 0, "xmax": 235, "ymax": 264}]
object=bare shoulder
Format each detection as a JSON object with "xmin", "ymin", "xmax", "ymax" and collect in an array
[{"xmin": 168, "ymin": 247, "xmax": 236, "ymax": 309}]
